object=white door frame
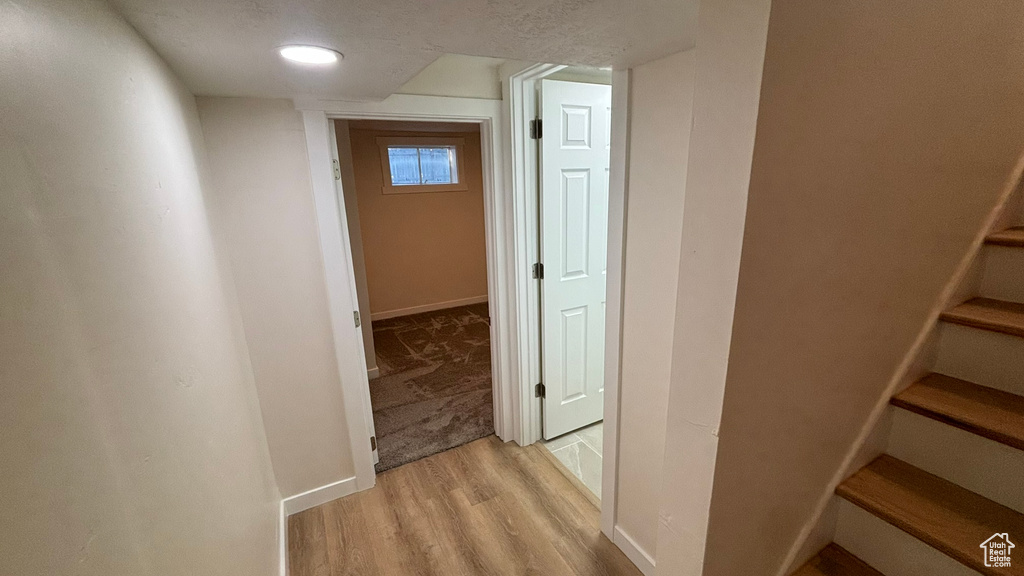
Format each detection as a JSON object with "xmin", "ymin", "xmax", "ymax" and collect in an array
[
  {"xmin": 297, "ymin": 94, "xmax": 520, "ymax": 492},
  {"xmin": 503, "ymin": 65, "xmax": 631, "ymax": 538},
  {"xmin": 503, "ymin": 63, "xmax": 563, "ymax": 446}
]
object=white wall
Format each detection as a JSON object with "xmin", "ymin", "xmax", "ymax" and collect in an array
[
  {"xmin": 0, "ymin": 1, "xmax": 280, "ymax": 574},
  {"xmin": 197, "ymin": 97, "xmax": 356, "ymax": 498},
  {"xmin": 655, "ymin": 0, "xmax": 772, "ymax": 573},
  {"xmin": 615, "ymin": 49, "xmax": 696, "ymax": 558}
]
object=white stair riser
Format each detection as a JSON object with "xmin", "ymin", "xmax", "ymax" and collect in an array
[
  {"xmin": 834, "ymin": 499, "xmax": 982, "ymax": 576},
  {"xmin": 935, "ymin": 323, "xmax": 1024, "ymax": 397},
  {"xmin": 887, "ymin": 408, "xmax": 1024, "ymax": 513},
  {"xmin": 980, "ymin": 245, "xmax": 1024, "ymax": 304}
]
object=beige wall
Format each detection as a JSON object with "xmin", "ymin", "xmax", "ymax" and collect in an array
[
  {"xmin": 349, "ymin": 125, "xmax": 488, "ymax": 317},
  {"xmin": 0, "ymin": 0, "xmax": 279, "ymax": 574},
  {"xmin": 197, "ymin": 97, "xmax": 356, "ymax": 497},
  {"xmin": 615, "ymin": 49, "xmax": 696, "ymax": 557},
  {"xmin": 703, "ymin": 2, "xmax": 1024, "ymax": 574}
]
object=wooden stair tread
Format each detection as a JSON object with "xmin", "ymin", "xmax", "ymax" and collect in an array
[
  {"xmin": 892, "ymin": 373, "xmax": 1024, "ymax": 451},
  {"xmin": 987, "ymin": 227, "xmax": 1024, "ymax": 247},
  {"xmin": 791, "ymin": 543, "xmax": 884, "ymax": 576},
  {"xmin": 941, "ymin": 297, "xmax": 1024, "ymax": 338},
  {"xmin": 837, "ymin": 455, "xmax": 1024, "ymax": 575}
]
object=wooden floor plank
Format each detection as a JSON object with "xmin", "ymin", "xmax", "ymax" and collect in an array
[
  {"xmin": 463, "ymin": 491, "xmax": 578, "ymax": 576},
  {"xmin": 892, "ymin": 373, "xmax": 1024, "ymax": 451},
  {"xmin": 941, "ymin": 297, "xmax": 1024, "ymax": 339},
  {"xmin": 987, "ymin": 226, "xmax": 1024, "ymax": 248},
  {"xmin": 791, "ymin": 543, "xmax": 884, "ymax": 576},
  {"xmin": 836, "ymin": 455, "xmax": 1024, "ymax": 575},
  {"xmin": 287, "ymin": 506, "xmax": 329, "ymax": 576},
  {"xmin": 288, "ymin": 435, "xmax": 643, "ymax": 576}
]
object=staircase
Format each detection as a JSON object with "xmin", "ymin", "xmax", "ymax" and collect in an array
[{"xmin": 794, "ymin": 226, "xmax": 1024, "ymax": 576}]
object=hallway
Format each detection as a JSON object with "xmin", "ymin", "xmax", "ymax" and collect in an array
[{"xmin": 287, "ymin": 436, "xmax": 641, "ymax": 576}]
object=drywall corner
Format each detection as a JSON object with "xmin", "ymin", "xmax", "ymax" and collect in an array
[
  {"xmin": 654, "ymin": 0, "xmax": 773, "ymax": 571},
  {"xmin": 615, "ymin": 47, "xmax": 697, "ymax": 557}
]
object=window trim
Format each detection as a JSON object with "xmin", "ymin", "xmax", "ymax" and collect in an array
[{"xmin": 376, "ymin": 136, "xmax": 469, "ymax": 194}]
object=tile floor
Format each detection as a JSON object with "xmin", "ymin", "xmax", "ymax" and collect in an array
[{"xmin": 540, "ymin": 421, "xmax": 603, "ymax": 502}]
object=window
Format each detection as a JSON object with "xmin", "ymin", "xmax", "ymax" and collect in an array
[
  {"xmin": 378, "ymin": 137, "xmax": 468, "ymax": 193},
  {"xmin": 387, "ymin": 146, "xmax": 459, "ymax": 186}
]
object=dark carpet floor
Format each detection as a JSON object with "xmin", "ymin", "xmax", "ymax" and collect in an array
[{"xmin": 370, "ymin": 302, "xmax": 493, "ymax": 472}]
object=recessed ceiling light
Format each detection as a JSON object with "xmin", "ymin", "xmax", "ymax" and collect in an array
[{"xmin": 279, "ymin": 45, "xmax": 342, "ymax": 65}]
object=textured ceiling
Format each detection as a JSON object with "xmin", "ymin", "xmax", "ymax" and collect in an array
[{"xmin": 109, "ymin": 0, "xmax": 698, "ymax": 101}]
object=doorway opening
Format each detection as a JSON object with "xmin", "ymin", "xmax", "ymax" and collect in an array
[
  {"xmin": 300, "ymin": 68, "xmax": 627, "ymax": 529},
  {"xmin": 523, "ymin": 68, "xmax": 613, "ymax": 508},
  {"xmin": 334, "ymin": 119, "xmax": 494, "ymax": 472}
]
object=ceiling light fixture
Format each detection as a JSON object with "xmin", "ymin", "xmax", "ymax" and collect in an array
[{"xmin": 278, "ymin": 45, "xmax": 342, "ymax": 65}]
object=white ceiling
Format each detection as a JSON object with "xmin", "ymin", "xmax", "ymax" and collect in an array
[{"xmin": 109, "ymin": 0, "xmax": 698, "ymax": 101}]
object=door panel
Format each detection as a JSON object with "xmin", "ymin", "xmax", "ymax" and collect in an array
[
  {"xmin": 561, "ymin": 169, "xmax": 590, "ymax": 279},
  {"xmin": 540, "ymin": 79, "xmax": 611, "ymax": 439}
]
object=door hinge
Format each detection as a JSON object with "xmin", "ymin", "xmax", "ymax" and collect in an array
[
  {"xmin": 535, "ymin": 383, "xmax": 546, "ymax": 398},
  {"xmin": 332, "ymin": 158, "xmax": 341, "ymax": 180},
  {"xmin": 532, "ymin": 262, "xmax": 544, "ymax": 279},
  {"xmin": 530, "ymin": 118, "xmax": 543, "ymax": 140},
  {"xmin": 370, "ymin": 435, "xmax": 377, "ymax": 451},
  {"xmin": 353, "ymin": 311, "xmax": 361, "ymax": 327}
]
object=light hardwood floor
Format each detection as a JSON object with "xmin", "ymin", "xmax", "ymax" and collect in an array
[{"xmin": 288, "ymin": 435, "xmax": 642, "ymax": 576}]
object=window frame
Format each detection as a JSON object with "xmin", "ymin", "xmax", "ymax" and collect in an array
[{"xmin": 376, "ymin": 136, "xmax": 469, "ymax": 194}]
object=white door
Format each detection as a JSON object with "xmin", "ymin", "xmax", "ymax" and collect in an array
[{"xmin": 539, "ymin": 79, "xmax": 611, "ymax": 439}]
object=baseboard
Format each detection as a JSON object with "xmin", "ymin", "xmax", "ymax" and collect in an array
[
  {"xmin": 278, "ymin": 499, "xmax": 287, "ymax": 576},
  {"xmin": 282, "ymin": 476, "xmax": 358, "ymax": 515},
  {"xmin": 367, "ymin": 366, "xmax": 380, "ymax": 379},
  {"xmin": 613, "ymin": 525, "xmax": 656, "ymax": 576},
  {"xmin": 369, "ymin": 295, "xmax": 488, "ymax": 321}
]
